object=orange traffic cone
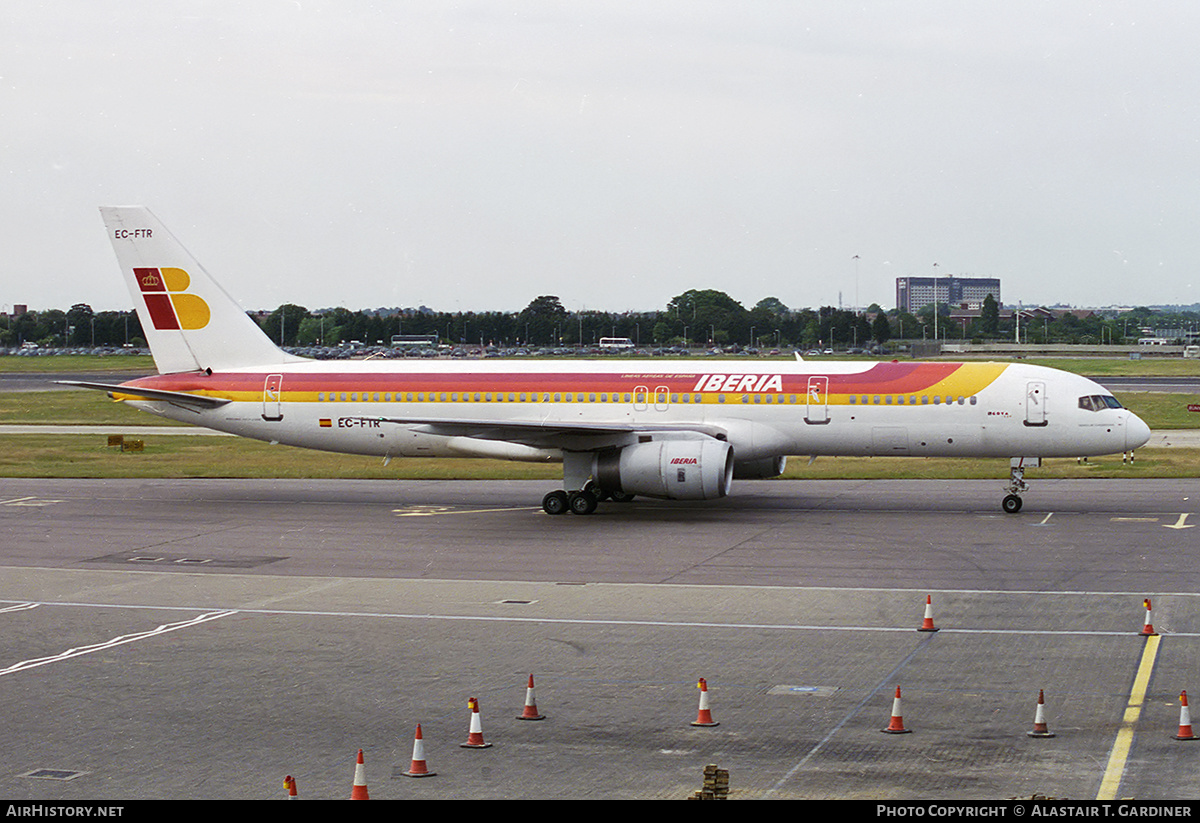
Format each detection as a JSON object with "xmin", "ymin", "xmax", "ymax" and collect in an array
[
  {"xmin": 1140, "ymin": 599, "xmax": 1158, "ymax": 636},
  {"xmin": 517, "ymin": 674, "xmax": 545, "ymax": 720},
  {"xmin": 918, "ymin": 595, "xmax": 939, "ymax": 632},
  {"xmin": 283, "ymin": 774, "xmax": 298, "ymax": 799},
  {"xmin": 1027, "ymin": 690, "xmax": 1055, "ymax": 738},
  {"xmin": 402, "ymin": 724, "xmax": 437, "ymax": 777},
  {"xmin": 461, "ymin": 697, "xmax": 493, "ymax": 748},
  {"xmin": 1174, "ymin": 691, "xmax": 1197, "ymax": 740},
  {"xmin": 350, "ymin": 749, "xmax": 369, "ymax": 799},
  {"xmin": 881, "ymin": 686, "xmax": 911, "ymax": 734},
  {"xmin": 691, "ymin": 677, "xmax": 719, "ymax": 727}
]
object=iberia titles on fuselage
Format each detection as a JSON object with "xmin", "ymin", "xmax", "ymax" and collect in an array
[{"xmin": 73, "ymin": 206, "xmax": 1151, "ymax": 516}]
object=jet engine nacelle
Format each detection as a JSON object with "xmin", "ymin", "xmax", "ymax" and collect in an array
[
  {"xmin": 733, "ymin": 455, "xmax": 787, "ymax": 479},
  {"xmin": 593, "ymin": 437, "xmax": 733, "ymax": 500}
]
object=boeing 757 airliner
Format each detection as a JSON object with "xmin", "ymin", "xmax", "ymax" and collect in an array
[{"xmin": 68, "ymin": 207, "xmax": 1152, "ymax": 515}]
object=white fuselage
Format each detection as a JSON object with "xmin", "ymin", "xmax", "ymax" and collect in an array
[{"xmin": 119, "ymin": 358, "xmax": 1150, "ymax": 465}]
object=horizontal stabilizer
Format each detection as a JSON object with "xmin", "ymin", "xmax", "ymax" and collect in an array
[{"xmin": 59, "ymin": 380, "xmax": 232, "ymax": 410}]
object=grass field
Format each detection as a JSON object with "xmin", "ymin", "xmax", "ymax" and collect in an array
[
  {"xmin": 0, "ymin": 355, "xmax": 155, "ymax": 373},
  {"xmin": 0, "ymin": 433, "xmax": 1191, "ymax": 481},
  {"xmin": 0, "ymin": 390, "xmax": 187, "ymax": 426},
  {"xmin": 1, "ymin": 355, "xmax": 1197, "ymax": 480}
]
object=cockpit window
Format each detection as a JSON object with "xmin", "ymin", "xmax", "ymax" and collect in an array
[{"xmin": 1078, "ymin": 394, "xmax": 1123, "ymax": 412}]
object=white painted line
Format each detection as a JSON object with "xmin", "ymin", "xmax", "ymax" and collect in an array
[
  {"xmin": 4, "ymin": 599, "xmax": 1199, "ymax": 637},
  {"xmin": 0, "ymin": 610, "xmax": 237, "ymax": 678},
  {"xmin": 1164, "ymin": 513, "xmax": 1194, "ymax": 530}
]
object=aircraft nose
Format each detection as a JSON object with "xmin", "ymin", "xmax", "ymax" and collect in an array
[{"xmin": 1126, "ymin": 412, "xmax": 1151, "ymax": 451}]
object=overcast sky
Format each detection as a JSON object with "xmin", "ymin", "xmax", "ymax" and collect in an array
[{"xmin": 4, "ymin": 1, "xmax": 1199, "ymax": 315}]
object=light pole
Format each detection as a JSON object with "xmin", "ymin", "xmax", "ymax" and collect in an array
[
  {"xmin": 932, "ymin": 263, "xmax": 939, "ymax": 343},
  {"xmin": 853, "ymin": 254, "xmax": 860, "ymax": 316}
]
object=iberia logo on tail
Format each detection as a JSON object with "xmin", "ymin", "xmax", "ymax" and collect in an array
[{"xmin": 133, "ymin": 267, "xmax": 211, "ymax": 330}]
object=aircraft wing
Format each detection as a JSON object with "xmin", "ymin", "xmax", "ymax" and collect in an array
[
  {"xmin": 364, "ymin": 414, "xmax": 728, "ymax": 449},
  {"xmin": 59, "ymin": 381, "xmax": 233, "ymax": 411}
]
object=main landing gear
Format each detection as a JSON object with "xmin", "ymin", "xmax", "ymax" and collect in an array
[
  {"xmin": 1002, "ymin": 461, "xmax": 1031, "ymax": 514},
  {"xmin": 541, "ymin": 486, "xmax": 635, "ymax": 515}
]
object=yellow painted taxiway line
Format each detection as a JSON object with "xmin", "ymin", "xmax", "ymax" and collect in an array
[
  {"xmin": 1096, "ymin": 634, "xmax": 1161, "ymax": 801},
  {"xmin": 393, "ymin": 505, "xmax": 539, "ymax": 517}
]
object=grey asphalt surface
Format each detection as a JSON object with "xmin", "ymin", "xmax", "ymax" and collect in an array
[{"xmin": 2, "ymin": 476, "xmax": 1199, "ymax": 801}]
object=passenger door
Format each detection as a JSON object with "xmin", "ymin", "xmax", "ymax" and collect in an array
[
  {"xmin": 805, "ymin": 376, "xmax": 830, "ymax": 424},
  {"xmin": 262, "ymin": 373, "xmax": 284, "ymax": 421},
  {"xmin": 1024, "ymin": 381, "xmax": 1047, "ymax": 427}
]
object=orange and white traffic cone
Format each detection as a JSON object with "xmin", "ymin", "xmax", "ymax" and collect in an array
[
  {"xmin": 517, "ymin": 674, "xmax": 545, "ymax": 721},
  {"xmin": 1140, "ymin": 599, "xmax": 1158, "ymax": 636},
  {"xmin": 1027, "ymin": 690, "xmax": 1055, "ymax": 738},
  {"xmin": 1174, "ymin": 691, "xmax": 1197, "ymax": 741},
  {"xmin": 283, "ymin": 774, "xmax": 298, "ymax": 799},
  {"xmin": 881, "ymin": 686, "xmax": 911, "ymax": 734},
  {"xmin": 461, "ymin": 697, "xmax": 492, "ymax": 748},
  {"xmin": 350, "ymin": 749, "xmax": 369, "ymax": 799},
  {"xmin": 402, "ymin": 724, "xmax": 437, "ymax": 777},
  {"xmin": 691, "ymin": 677, "xmax": 719, "ymax": 727},
  {"xmin": 918, "ymin": 595, "xmax": 939, "ymax": 632}
]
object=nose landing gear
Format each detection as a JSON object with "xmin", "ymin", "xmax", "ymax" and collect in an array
[{"xmin": 1002, "ymin": 458, "xmax": 1036, "ymax": 514}]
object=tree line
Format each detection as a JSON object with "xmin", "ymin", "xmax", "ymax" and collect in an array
[{"xmin": 2, "ymin": 292, "xmax": 1196, "ymax": 350}]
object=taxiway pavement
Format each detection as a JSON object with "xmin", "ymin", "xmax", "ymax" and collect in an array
[{"xmin": 2, "ymin": 477, "xmax": 1199, "ymax": 801}]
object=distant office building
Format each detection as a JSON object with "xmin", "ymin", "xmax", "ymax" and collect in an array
[{"xmin": 896, "ymin": 276, "xmax": 1000, "ymax": 313}]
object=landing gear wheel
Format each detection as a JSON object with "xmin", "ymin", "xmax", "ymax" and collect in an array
[
  {"xmin": 1002, "ymin": 494, "xmax": 1023, "ymax": 514},
  {"xmin": 608, "ymin": 490, "xmax": 636, "ymax": 503},
  {"xmin": 542, "ymin": 490, "xmax": 569, "ymax": 515},
  {"xmin": 568, "ymin": 490, "xmax": 598, "ymax": 515}
]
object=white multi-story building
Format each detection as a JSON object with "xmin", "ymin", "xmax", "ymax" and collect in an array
[{"xmin": 896, "ymin": 276, "xmax": 1001, "ymax": 313}]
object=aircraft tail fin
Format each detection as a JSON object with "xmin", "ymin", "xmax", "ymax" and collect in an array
[{"xmin": 100, "ymin": 206, "xmax": 304, "ymax": 374}]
